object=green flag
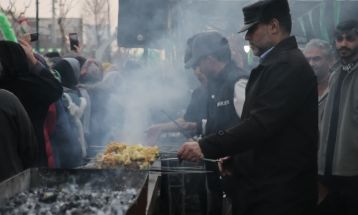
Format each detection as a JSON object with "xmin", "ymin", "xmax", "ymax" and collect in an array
[
  {"xmin": 319, "ymin": 2, "xmax": 329, "ymax": 41},
  {"xmin": 0, "ymin": 12, "xmax": 17, "ymax": 42},
  {"xmin": 334, "ymin": 1, "xmax": 341, "ymax": 26}
]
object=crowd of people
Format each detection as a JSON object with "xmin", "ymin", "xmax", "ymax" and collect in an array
[
  {"xmin": 0, "ymin": 0, "xmax": 357, "ymax": 214},
  {"xmin": 0, "ymin": 34, "xmax": 126, "ymax": 179}
]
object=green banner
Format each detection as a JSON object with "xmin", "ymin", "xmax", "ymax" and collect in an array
[
  {"xmin": 298, "ymin": 17, "xmax": 307, "ymax": 38},
  {"xmin": 319, "ymin": 2, "xmax": 329, "ymax": 41},
  {"xmin": 334, "ymin": 1, "xmax": 341, "ymax": 26}
]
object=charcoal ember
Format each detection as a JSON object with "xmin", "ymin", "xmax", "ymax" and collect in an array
[
  {"xmin": 0, "ymin": 184, "xmax": 138, "ymax": 215},
  {"xmin": 39, "ymin": 191, "xmax": 57, "ymax": 203}
]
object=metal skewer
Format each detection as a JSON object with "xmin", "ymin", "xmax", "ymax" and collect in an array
[
  {"xmin": 160, "ymin": 157, "xmax": 219, "ymax": 163},
  {"xmin": 160, "ymin": 109, "xmax": 192, "ymax": 139}
]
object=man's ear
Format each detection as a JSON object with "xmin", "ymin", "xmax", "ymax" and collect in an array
[{"xmin": 269, "ymin": 18, "xmax": 280, "ymax": 35}]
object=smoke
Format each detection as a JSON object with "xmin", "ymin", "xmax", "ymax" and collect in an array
[
  {"xmin": 103, "ymin": 60, "xmax": 189, "ymax": 145},
  {"xmin": 89, "ymin": 0, "xmax": 247, "ymax": 147},
  {"xmin": 93, "ymin": 0, "xmax": 358, "ymax": 147}
]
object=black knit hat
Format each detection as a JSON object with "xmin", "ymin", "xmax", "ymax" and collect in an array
[
  {"xmin": 335, "ymin": 19, "xmax": 358, "ymax": 35},
  {"xmin": 53, "ymin": 58, "xmax": 81, "ymax": 89},
  {"xmin": 185, "ymin": 32, "xmax": 229, "ymax": 69},
  {"xmin": 0, "ymin": 41, "xmax": 30, "ymax": 79},
  {"xmin": 74, "ymin": 56, "xmax": 87, "ymax": 68},
  {"xmin": 184, "ymin": 34, "xmax": 197, "ymax": 65}
]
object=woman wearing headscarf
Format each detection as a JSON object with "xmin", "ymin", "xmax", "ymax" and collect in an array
[
  {"xmin": 51, "ymin": 58, "xmax": 87, "ymax": 167},
  {"xmin": 0, "ymin": 40, "xmax": 63, "ymax": 166},
  {"xmin": 76, "ymin": 58, "xmax": 108, "ymax": 152}
]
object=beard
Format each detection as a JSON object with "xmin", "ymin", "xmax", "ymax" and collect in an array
[
  {"xmin": 250, "ymin": 44, "xmax": 266, "ymax": 57},
  {"xmin": 206, "ymin": 71, "xmax": 216, "ymax": 81},
  {"xmin": 338, "ymin": 47, "xmax": 357, "ymax": 61},
  {"xmin": 250, "ymin": 42, "xmax": 273, "ymax": 57}
]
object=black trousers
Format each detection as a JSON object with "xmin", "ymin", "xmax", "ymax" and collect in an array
[
  {"xmin": 230, "ymin": 177, "xmax": 317, "ymax": 215},
  {"xmin": 318, "ymin": 175, "xmax": 358, "ymax": 215},
  {"xmin": 206, "ymin": 162, "xmax": 223, "ymax": 215}
]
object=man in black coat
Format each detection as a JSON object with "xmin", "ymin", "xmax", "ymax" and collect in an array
[{"xmin": 178, "ymin": 0, "xmax": 318, "ymax": 214}]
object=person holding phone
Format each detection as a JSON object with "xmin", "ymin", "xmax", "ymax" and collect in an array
[
  {"xmin": 18, "ymin": 33, "xmax": 38, "ymax": 44},
  {"xmin": 69, "ymin": 33, "xmax": 81, "ymax": 54},
  {"xmin": 0, "ymin": 40, "xmax": 63, "ymax": 167}
]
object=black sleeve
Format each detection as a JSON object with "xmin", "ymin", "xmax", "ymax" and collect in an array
[
  {"xmin": 199, "ymin": 63, "xmax": 316, "ymax": 158},
  {"xmin": 30, "ymin": 61, "xmax": 44, "ymax": 75},
  {"xmin": 20, "ymin": 65, "xmax": 63, "ymax": 105},
  {"xmin": 7, "ymin": 92, "xmax": 39, "ymax": 168}
]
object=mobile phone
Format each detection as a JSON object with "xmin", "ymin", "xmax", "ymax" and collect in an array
[
  {"xmin": 69, "ymin": 33, "xmax": 79, "ymax": 51},
  {"xmin": 30, "ymin": 33, "xmax": 39, "ymax": 42}
]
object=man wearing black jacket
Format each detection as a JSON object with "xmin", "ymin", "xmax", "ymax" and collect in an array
[
  {"xmin": 184, "ymin": 31, "xmax": 248, "ymax": 215},
  {"xmin": 178, "ymin": 0, "xmax": 318, "ymax": 214}
]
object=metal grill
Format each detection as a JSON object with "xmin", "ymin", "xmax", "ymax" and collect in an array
[
  {"xmin": 158, "ymin": 138, "xmax": 206, "ymax": 215},
  {"xmin": 0, "ymin": 168, "xmax": 148, "ymax": 215}
]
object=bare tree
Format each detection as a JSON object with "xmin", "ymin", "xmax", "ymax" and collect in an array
[
  {"xmin": 0, "ymin": 0, "xmax": 32, "ymax": 28},
  {"xmin": 82, "ymin": 0, "xmax": 109, "ymax": 48},
  {"xmin": 57, "ymin": 0, "xmax": 77, "ymax": 53}
]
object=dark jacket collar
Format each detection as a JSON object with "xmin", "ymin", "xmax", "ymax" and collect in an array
[{"xmin": 260, "ymin": 36, "xmax": 298, "ymax": 66}]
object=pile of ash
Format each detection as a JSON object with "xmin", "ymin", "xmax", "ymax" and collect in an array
[{"xmin": 0, "ymin": 183, "xmax": 137, "ymax": 215}]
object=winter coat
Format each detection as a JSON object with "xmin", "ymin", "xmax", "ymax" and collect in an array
[
  {"xmin": 0, "ymin": 89, "xmax": 38, "ymax": 181},
  {"xmin": 51, "ymin": 58, "xmax": 88, "ymax": 167},
  {"xmin": 319, "ymin": 62, "xmax": 358, "ymax": 176},
  {"xmin": 199, "ymin": 37, "xmax": 318, "ymax": 214}
]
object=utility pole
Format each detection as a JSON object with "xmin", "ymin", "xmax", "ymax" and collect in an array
[
  {"xmin": 36, "ymin": 0, "xmax": 40, "ymax": 51},
  {"xmin": 107, "ymin": 0, "xmax": 112, "ymax": 62},
  {"xmin": 107, "ymin": 0, "xmax": 111, "ymax": 38},
  {"xmin": 52, "ymin": 0, "xmax": 57, "ymax": 44}
]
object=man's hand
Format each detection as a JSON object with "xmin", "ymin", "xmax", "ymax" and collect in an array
[
  {"xmin": 181, "ymin": 121, "xmax": 197, "ymax": 130},
  {"xmin": 18, "ymin": 33, "xmax": 31, "ymax": 44},
  {"xmin": 177, "ymin": 141, "xmax": 203, "ymax": 162},
  {"xmin": 19, "ymin": 39, "xmax": 37, "ymax": 65},
  {"xmin": 218, "ymin": 156, "xmax": 233, "ymax": 176}
]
